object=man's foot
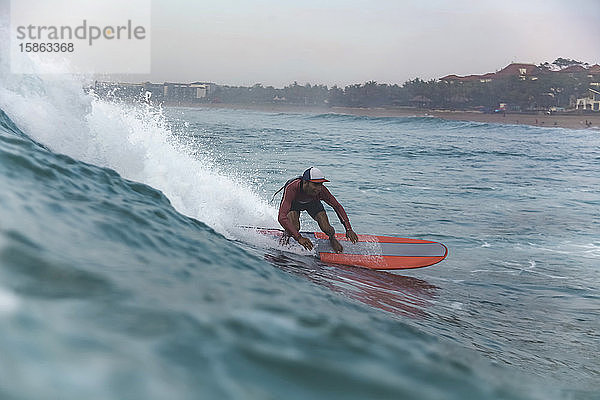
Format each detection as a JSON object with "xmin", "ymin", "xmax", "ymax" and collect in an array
[{"xmin": 330, "ymin": 237, "xmax": 343, "ymax": 253}]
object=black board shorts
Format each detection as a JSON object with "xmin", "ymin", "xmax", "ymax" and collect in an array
[{"xmin": 290, "ymin": 199, "xmax": 325, "ymax": 219}]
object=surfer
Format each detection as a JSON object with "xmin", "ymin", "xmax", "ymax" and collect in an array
[{"xmin": 275, "ymin": 167, "xmax": 358, "ymax": 253}]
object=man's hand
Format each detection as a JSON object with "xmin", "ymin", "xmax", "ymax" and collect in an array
[
  {"xmin": 297, "ymin": 236, "xmax": 313, "ymax": 251},
  {"xmin": 346, "ymin": 229, "xmax": 358, "ymax": 244}
]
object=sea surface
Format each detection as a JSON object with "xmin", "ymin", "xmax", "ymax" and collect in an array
[{"xmin": 0, "ymin": 71, "xmax": 599, "ymax": 399}]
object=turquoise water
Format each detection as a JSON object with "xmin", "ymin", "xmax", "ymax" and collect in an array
[{"xmin": 0, "ymin": 71, "xmax": 599, "ymax": 399}]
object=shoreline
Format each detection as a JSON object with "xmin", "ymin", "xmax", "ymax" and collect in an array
[{"xmin": 169, "ymin": 102, "xmax": 600, "ymax": 130}]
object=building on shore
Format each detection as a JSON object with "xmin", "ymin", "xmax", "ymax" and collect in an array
[
  {"xmin": 440, "ymin": 63, "xmax": 542, "ymax": 83},
  {"xmin": 576, "ymin": 88, "xmax": 600, "ymax": 111},
  {"xmin": 163, "ymin": 82, "xmax": 216, "ymax": 103},
  {"xmin": 440, "ymin": 62, "xmax": 600, "ymax": 84},
  {"xmin": 439, "ymin": 62, "xmax": 600, "ymax": 112},
  {"xmin": 93, "ymin": 81, "xmax": 217, "ymax": 104}
]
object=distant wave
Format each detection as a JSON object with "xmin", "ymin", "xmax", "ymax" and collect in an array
[{"xmin": 305, "ymin": 112, "xmax": 440, "ymax": 124}]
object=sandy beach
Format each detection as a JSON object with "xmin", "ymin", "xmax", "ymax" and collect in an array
[{"xmin": 176, "ymin": 102, "xmax": 600, "ymax": 131}]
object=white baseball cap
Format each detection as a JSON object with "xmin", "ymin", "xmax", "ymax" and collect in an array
[{"xmin": 302, "ymin": 167, "xmax": 329, "ymax": 183}]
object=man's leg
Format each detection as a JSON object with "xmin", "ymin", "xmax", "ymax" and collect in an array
[
  {"xmin": 314, "ymin": 211, "xmax": 343, "ymax": 253},
  {"xmin": 280, "ymin": 210, "xmax": 300, "ymax": 245}
]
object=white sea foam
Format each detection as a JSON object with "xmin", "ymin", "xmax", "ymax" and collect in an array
[
  {"xmin": 530, "ymin": 242, "xmax": 600, "ymax": 259},
  {"xmin": 0, "ymin": 37, "xmax": 277, "ymax": 239},
  {"xmin": 232, "ymin": 228, "xmax": 314, "ymax": 256}
]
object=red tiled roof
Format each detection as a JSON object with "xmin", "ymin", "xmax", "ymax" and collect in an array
[
  {"xmin": 440, "ymin": 63, "xmax": 541, "ymax": 82},
  {"xmin": 440, "ymin": 74, "xmax": 461, "ymax": 81},
  {"xmin": 558, "ymin": 65, "xmax": 587, "ymax": 73},
  {"xmin": 588, "ymin": 64, "xmax": 600, "ymax": 74},
  {"xmin": 494, "ymin": 63, "xmax": 540, "ymax": 76}
]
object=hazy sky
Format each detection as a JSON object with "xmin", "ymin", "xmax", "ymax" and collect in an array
[
  {"xmin": 3, "ymin": 0, "xmax": 598, "ymax": 86},
  {"xmin": 142, "ymin": 0, "xmax": 600, "ymax": 87}
]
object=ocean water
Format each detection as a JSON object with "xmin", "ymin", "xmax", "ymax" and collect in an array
[{"xmin": 0, "ymin": 70, "xmax": 599, "ymax": 399}]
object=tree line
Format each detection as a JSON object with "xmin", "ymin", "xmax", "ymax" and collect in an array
[{"xmin": 210, "ymin": 58, "xmax": 596, "ymax": 112}]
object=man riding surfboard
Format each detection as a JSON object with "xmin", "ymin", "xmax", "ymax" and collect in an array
[{"xmin": 276, "ymin": 167, "xmax": 358, "ymax": 253}]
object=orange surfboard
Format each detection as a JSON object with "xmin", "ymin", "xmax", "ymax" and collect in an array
[{"xmin": 248, "ymin": 228, "xmax": 448, "ymax": 270}]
